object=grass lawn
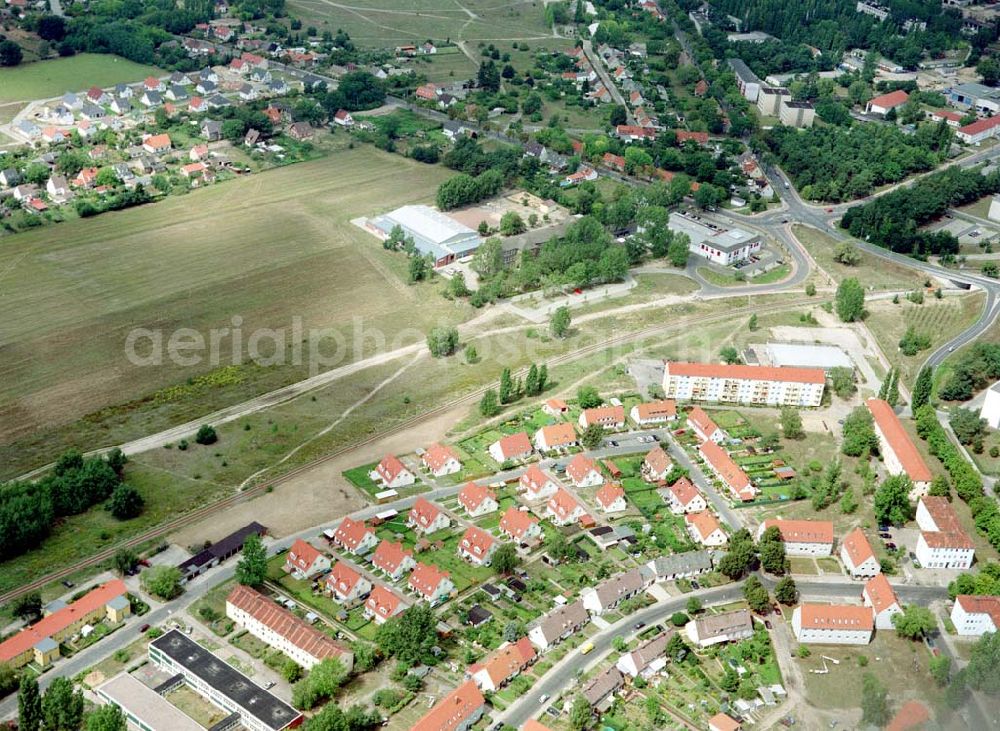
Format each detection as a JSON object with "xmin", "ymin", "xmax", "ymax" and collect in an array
[
  {"xmin": 166, "ymin": 684, "xmax": 229, "ymax": 726},
  {"xmin": 792, "ymin": 225, "xmax": 926, "ymax": 291},
  {"xmin": 190, "ymin": 579, "xmax": 238, "ymax": 637},
  {"xmin": 0, "ymin": 54, "xmax": 164, "ymax": 104},
  {"xmin": 788, "ymin": 557, "xmax": 819, "ymax": 575}
]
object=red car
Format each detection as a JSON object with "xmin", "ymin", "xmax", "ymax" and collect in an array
[{"xmin": 826, "ymin": 207, "xmax": 833, "ymax": 213}]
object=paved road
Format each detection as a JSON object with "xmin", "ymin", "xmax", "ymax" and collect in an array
[{"xmin": 581, "ymin": 40, "xmax": 632, "ymax": 124}]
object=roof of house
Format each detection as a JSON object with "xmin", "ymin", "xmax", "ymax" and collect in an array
[
  {"xmin": 520, "ymin": 464, "xmax": 554, "ymax": 492},
  {"xmin": 499, "ymin": 506, "xmax": 539, "ymax": 539},
  {"xmin": 624, "ymin": 631, "xmax": 672, "ymax": 673},
  {"xmin": 459, "ymin": 526, "xmax": 496, "ymax": 559},
  {"xmin": 372, "ymin": 540, "xmax": 413, "ymax": 573},
  {"xmin": 411, "ymin": 681, "xmax": 485, "ymax": 731},
  {"xmin": 644, "ymin": 446, "xmax": 672, "ymax": 475},
  {"xmin": 471, "ymin": 638, "xmax": 535, "ymax": 687},
  {"xmin": 699, "ymin": 441, "xmax": 754, "ymax": 499},
  {"xmin": 842, "ymin": 527, "xmax": 876, "ymax": 568},
  {"xmin": 648, "ymin": 550, "xmax": 713, "ymax": 577},
  {"xmin": 634, "ymin": 399, "xmax": 677, "ymax": 421},
  {"xmin": 377, "ymin": 454, "xmax": 410, "ymax": 482},
  {"xmin": 494, "ymin": 432, "xmax": 533, "ymax": 460},
  {"xmin": 409, "ymin": 498, "xmax": 445, "ymax": 530},
  {"xmin": 287, "ymin": 539, "xmax": 324, "ymax": 572},
  {"xmin": 326, "ymin": 561, "xmax": 364, "ymax": 595},
  {"xmin": 869, "ymin": 89, "xmax": 909, "ymax": 109},
  {"xmin": 534, "ymin": 600, "xmax": 588, "ymax": 643},
  {"xmin": 538, "ymin": 422, "xmax": 577, "ymax": 448},
  {"xmin": 458, "ymin": 482, "xmax": 495, "ymax": 513},
  {"xmin": 548, "ymin": 487, "xmax": 583, "ymax": 520},
  {"xmin": 668, "ymin": 476, "xmax": 701, "ymax": 506},
  {"xmin": 709, "ymin": 712, "xmax": 742, "ymax": 731},
  {"xmin": 955, "ymin": 594, "xmax": 1000, "ymax": 626},
  {"xmin": 688, "ymin": 406, "xmax": 720, "ymax": 437},
  {"xmin": 422, "ymin": 443, "xmax": 459, "ymax": 472},
  {"xmin": 675, "ymin": 130, "xmax": 709, "ymax": 144},
  {"xmin": 596, "ymin": 482, "xmax": 626, "ymax": 509},
  {"xmin": 692, "ymin": 608, "xmax": 753, "ymax": 640},
  {"xmin": 958, "ymin": 115, "xmax": 1000, "ymax": 137},
  {"xmin": 667, "ymin": 362, "xmax": 825, "ymax": 384},
  {"xmin": 592, "ymin": 568, "xmax": 644, "ymax": 607},
  {"xmin": 522, "ymin": 721, "xmax": 554, "ymax": 731},
  {"xmin": 796, "ymin": 603, "xmax": 874, "ymax": 631},
  {"xmin": 409, "ymin": 562, "xmax": 451, "ymax": 598},
  {"xmin": 334, "ymin": 516, "xmax": 374, "ymax": 550},
  {"xmin": 566, "ymin": 453, "xmax": 599, "ymax": 483},
  {"xmin": 866, "ymin": 399, "xmax": 932, "ymax": 483},
  {"xmin": 918, "ymin": 496, "xmax": 974, "ymax": 549},
  {"xmin": 226, "ymin": 585, "xmax": 348, "ymax": 661},
  {"xmin": 366, "ymin": 585, "xmax": 403, "ymax": 619},
  {"xmin": 582, "ymin": 666, "xmax": 623, "ymax": 706},
  {"xmin": 545, "ymin": 398, "xmax": 568, "ymax": 411},
  {"xmin": 762, "ymin": 519, "xmax": 834, "ymax": 545},
  {"xmin": 603, "ymin": 152, "xmax": 626, "ymax": 168},
  {"xmin": 930, "ymin": 108, "xmax": 963, "ymax": 122},
  {"xmin": 581, "ymin": 405, "xmax": 625, "ymax": 425},
  {"xmin": 0, "ymin": 580, "xmax": 127, "ymax": 663},
  {"xmin": 686, "ymin": 511, "xmax": 723, "ymax": 542},
  {"xmin": 144, "ymin": 133, "xmax": 171, "ymax": 149},
  {"xmin": 921, "ymin": 529, "xmax": 975, "ymax": 550},
  {"xmin": 864, "ymin": 573, "xmax": 900, "ymax": 615}
]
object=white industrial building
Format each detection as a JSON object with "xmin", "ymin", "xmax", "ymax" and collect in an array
[
  {"xmin": 367, "ymin": 204, "xmax": 481, "ymax": 267},
  {"xmin": 980, "ymin": 380, "xmax": 1000, "ymax": 428},
  {"xmin": 792, "ymin": 604, "xmax": 873, "ymax": 645},
  {"xmin": 668, "ymin": 212, "xmax": 762, "ymax": 266},
  {"xmin": 748, "ymin": 342, "xmax": 853, "ymax": 373},
  {"xmin": 663, "ymin": 362, "xmax": 825, "ymax": 407}
]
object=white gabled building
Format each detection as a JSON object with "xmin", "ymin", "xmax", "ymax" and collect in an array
[
  {"xmin": 595, "ymin": 483, "xmax": 627, "ymax": 514},
  {"xmin": 546, "ymin": 488, "xmax": 587, "ymax": 526},
  {"xmin": 630, "ymin": 399, "xmax": 677, "ymax": 426},
  {"xmin": 915, "ymin": 496, "xmax": 975, "ymax": 570},
  {"xmin": 407, "ymin": 497, "xmax": 451, "ymax": 535},
  {"xmin": 662, "ymin": 476, "xmax": 707, "ymax": 514},
  {"xmin": 687, "ymin": 406, "xmax": 726, "ymax": 443},
  {"xmin": 863, "ymin": 573, "xmax": 902, "ymax": 630},
  {"xmin": 457, "ymin": 526, "xmax": 498, "ymax": 567},
  {"xmin": 756, "ymin": 519, "xmax": 834, "ymax": 557},
  {"xmin": 685, "ymin": 609, "xmax": 753, "ymax": 648},
  {"xmin": 951, "ymin": 594, "xmax": 1000, "ymax": 636},
  {"xmin": 371, "ymin": 454, "xmax": 415, "ymax": 489},
  {"xmin": 792, "ymin": 604, "xmax": 873, "ymax": 645},
  {"xmin": 664, "ymin": 362, "xmax": 825, "ymax": 407},
  {"xmin": 840, "ymin": 527, "xmax": 881, "ymax": 579},
  {"xmin": 420, "ymin": 443, "xmax": 461, "ymax": 477},
  {"xmin": 457, "ymin": 482, "xmax": 499, "ymax": 517},
  {"xmin": 867, "ymin": 398, "xmax": 932, "ymax": 499},
  {"xmin": 641, "ymin": 446, "xmax": 673, "ymax": 482},
  {"xmin": 616, "ymin": 632, "xmax": 670, "ymax": 679},
  {"xmin": 520, "ymin": 465, "xmax": 559, "ymax": 500},
  {"xmin": 566, "ymin": 453, "xmax": 603, "ymax": 488},
  {"xmin": 534, "ymin": 422, "xmax": 578, "ymax": 453},
  {"xmin": 686, "ymin": 511, "xmax": 728, "ymax": 547}
]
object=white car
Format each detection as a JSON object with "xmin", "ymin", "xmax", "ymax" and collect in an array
[{"xmin": 539, "ymin": 694, "xmax": 550, "ymax": 705}]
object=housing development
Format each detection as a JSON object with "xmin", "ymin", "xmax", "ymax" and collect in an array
[{"xmin": 5, "ymin": 0, "xmax": 1000, "ymax": 730}]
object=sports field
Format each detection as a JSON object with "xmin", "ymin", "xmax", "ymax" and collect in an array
[
  {"xmin": 286, "ymin": 0, "xmax": 557, "ymax": 47},
  {"xmin": 0, "ymin": 54, "xmax": 164, "ymax": 104},
  {"xmin": 0, "ymin": 146, "xmax": 469, "ymax": 464}
]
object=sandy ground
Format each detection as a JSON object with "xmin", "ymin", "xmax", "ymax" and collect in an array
[{"xmin": 169, "ymin": 402, "xmax": 469, "ymax": 544}]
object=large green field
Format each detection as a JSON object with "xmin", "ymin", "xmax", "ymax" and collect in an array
[
  {"xmin": 0, "ymin": 145, "xmax": 470, "ymax": 475},
  {"xmin": 0, "ymin": 54, "xmax": 164, "ymax": 103},
  {"xmin": 286, "ymin": 0, "xmax": 556, "ymax": 47}
]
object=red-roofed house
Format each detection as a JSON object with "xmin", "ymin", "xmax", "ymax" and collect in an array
[
  {"xmin": 792, "ymin": 604, "xmax": 874, "ymax": 645},
  {"xmin": 0, "ymin": 580, "xmax": 129, "ymax": 668},
  {"xmin": 372, "ymin": 454, "xmax": 416, "ymax": 488},
  {"xmin": 543, "ymin": 398, "xmax": 568, "ymax": 417},
  {"xmin": 665, "ymin": 362, "xmax": 825, "ymax": 407},
  {"xmin": 840, "ymin": 527, "xmax": 880, "ymax": 578},
  {"xmin": 325, "ymin": 561, "xmax": 372, "ymax": 605},
  {"xmin": 180, "ymin": 162, "xmax": 208, "ymax": 180},
  {"xmin": 226, "ymin": 585, "xmax": 353, "ymax": 670},
  {"xmin": 595, "ymin": 483, "xmax": 627, "ymax": 513},
  {"xmin": 421, "ymin": 443, "xmax": 462, "ymax": 477},
  {"xmin": 630, "ymin": 399, "xmax": 677, "ymax": 426},
  {"xmin": 457, "ymin": 482, "xmax": 499, "ymax": 517},
  {"xmin": 927, "ymin": 108, "xmax": 963, "ymax": 127},
  {"xmin": 189, "ymin": 144, "xmax": 209, "ymax": 161},
  {"xmin": 489, "ymin": 432, "xmax": 533, "ymax": 463},
  {"xmin": 408, "ymin": 562, "xmax": 455, "ymax": 605},
  {"xmin": 415, "ymin": 83, "xmax": 438, "ymax": 101},
  {"xmin": 284, "ymin": 539, "xmax": 330, "ymax": 579},
  {"xmin": 663, "ymin": 476, "xmax": 706, "ymax": 514},
  {"xmin": 756, "ymin": 519, "xmax": 833, "ymax": 556},
  {"xmin": 867, "ymin": 398, "xmax": 932, "ymax": 498},
  {"xmin": 641, "ymin": 446, "xmax": 672, "ymax": 482},
  {"xmin": 957, "ymin": 114, "xmax": 1000, "ymax": 145},
  {"xmin": 469, "ymin": 638, "xmax": 536, "ymax": 692},
  {"xmin": 534, "ymin": 422, "xmax": 578, "ymax": 452},
  {"xmin": 458, "ymin": 526, "xmax": 498, "ymax": 566},
  {"xmin": 499, "ymin": 506, "xmax": 542, "ymax": 543},
  {"xmin": 333, "ymin": 516, "xmax": 379, "ymax": 555},
  {"xmin": 579, "ymin": 405, "xmax": 625, "ymax": 430},
  {"xmin": 687, "ymin": 406, "xmax": 725, "ymax": 443},
  {"xmin": 863, "ymin": 573, "xmax": 902, "ymax": 629},
  {"xmin": 700, "ymin": 441, "xmax": 757, "ymax": 501},
  {"xmin": 952, "ymin": 594, "xmax": 1000, "ymax": 636},
  {"xmin": 408, "ymin": 497, "xmax": 451, "ymax": 535},
  {"xmin": 144, "ymin": 75, "xmax": 165, "ymax": 92},
  {"xmin": 333, "ymin": 109, "xmax": 354, "ymax": 127},
  {"xmin": 142, "ymin": 133, "xmax": 172, "ymax": 155},
  {"xmin": 411, "ymin": 680, "xmax": 485, "ymax": 731},
  {"xmin": 370, "ymin": 540, "xmax": 415, "ymax": 580},
  {"xmin": 694, "ymin": 79, "xmax": 709, "ymax": 97},
  {"xmin": 520, "ymin": 465, "xmax": 559, "ymax": 499},
  {"xmin": 915, "ymin": 496, "xmax": 974, "ymax": 569},
  {"xmin": 709, "ymin": 713, "xmax": 741, "ymax": 731},
  {"xmin": 866, "ymin": 89, "xmax": 908, "ymax": 116},
  {"xmin": 674, "ymin": 130, "xmax": 709, "ymax": 145},
  {"xmin": 546, "ymin": 488, "xmax": 587, "ymax": 526},
  {"xmin": 566, "ymin": 453, "xmax": 603, "ymax": 488},
  {"xmin": 364, "ymin": 585, "xmax": 404, "ymax": 624},
  {"xmin": 562, "ymin": 167, "xmax": 599, "ymax": 186},
  {"xmin": 615, "ymin": 124, "xmax": 657, "ymax": 141},
  {"xmin": 602, "ymin": 152, "xmax": 626, "ymax": 172},
  {"xmin": 686, "ymin": 511, "xmax": 727, "ymax": 547}
]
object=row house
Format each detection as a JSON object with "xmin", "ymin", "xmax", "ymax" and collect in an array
[
  {"xmin": 581, "ymin": 569, "xmax": 647, "ymax": 615},
  {"xmin": 688, "ymin": 406, "xmax": 725, "ymax": 443},
  {"xmin": 866, "ymin": 398, "xmax": 932, "ymax": 499},
  {"xmin": 528, "ymin": 600, "xmax": 589, "ymax": 651},
  {"xmin": 699, "ymin": 440, "xmax": 757, "ymax": 502},
  {"xmin": 468, "ymin": 638, "xmax": 536, "ymax": 692}
]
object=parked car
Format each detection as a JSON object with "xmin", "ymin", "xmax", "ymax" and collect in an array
[
  {"xmin": 765, "ymin": 620, "xmax": 773, "ymax": 629},
  {"xmin": 139, "ymin": 623, "xmax": 150, "ymax": 633},
  {"xmin": 539, "ymin": 694, "xmax": 550, "ymax": 705},
  {"xmin": 634, "ymin": 621, "xmax": 646, "ymax": 630}
]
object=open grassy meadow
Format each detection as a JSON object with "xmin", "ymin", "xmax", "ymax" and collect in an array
[
  {"xmin": 0, "ymin": 54, "xmax": 164, "ymax": 104},
  {"xmin": 793, "ymin": 225, "xmax": 926, "ymax": 292},
  {"xmin": 0, "ymin": 146, "xmax": 470, "ymax": 475}
]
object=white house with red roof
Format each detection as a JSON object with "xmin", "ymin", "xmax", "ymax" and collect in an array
[
  {"xmin": 407, "ymin": 497, "xmax": 451, "ymax": 535},
  {"xmin": 284, "ymin": 539, "xmax": 330, "ymax": 579},
  {"xmin": 326, "ymin": 561, "xmax": 372, "ymax": 605},
  {"xmin": 579, "ymin": 405, "xmax": 626, "ymax": 430},
  {"xmin": 364, "ymin": 585, "xmax": 405, "ymax": 624},
  {"xmin": 709, "ymin": 713, "xmax": 741, "ymax": 731},
  {"xmin": 333, "ymin": 109, "xmax": 354, "ymax": 127},
  {"xmin": 421, "ymin": 443, "xmax": 462, "ymax": 477},
  {"xmin": 142, "ymin": 133, "xmax": 172, "ymax": 155},
  {"xmin": 499, "ymin": 506, "xmax": 542, "ymax": 543},
  {"xmin": 863, "ymin": 573, "xmax": 902, "ymax": 630},
  {"xmin": 144, "ymin": 75, "xmax": 165, "ymax": 92},
  {"xmin": 663, "ymin": 476, "xmax": 707, "ymax": 514},
  {"xmin": 686, "ymin": 511, "xmax": 727, "ymax": 547},
  {"xmin": 865, "ymin": 89, "xmax": 908, "ymax": 116},
  {"xmin": 372, "ymin": 454, "xmax": 416, "ymax": 488},
  {"xmin": 630, "ymin": 399, "xmax": 677, "ymax": 425},
  {"xmin": 952, "ymin": 594, "xmax": 1000, "ymax": 636},
  {"xmin": 840, "ymin": 527, "xmax": 880, "ymax": 579},
  {"xmin": 700, "ymin": 441, "xmax": 756, "ymax": 501},
  {"xmin": 792, "ymin": 604, "xmax": 874, "ymax": 645},
  {"xmin": 641, "ymin": 446, "xmax": 672, "ymax": 482},
  {"xmin": 687, "ymin": 407, "xmax": 725, "ymax": 443},
  {"xmin": 469, "ymin": 638, "xmax": 536, "ymax": 692},
  {"xmin": 457, "ymin": 482, "xmax": 499, "ymax": 517},
  {"xmin": 458, "ymin": 526, "xmax": 498, "ymax": 566},
  {"xmin": 546, "ymin": 488, "xmax": 587, "ymax": 526},
  {"xmin": 595, "ymin": 483, "xmax": 627, "ymax": 514},
  {"xmin": 867, "ymin": 398, "xmax": 932, "ymax": 499},
  {"xmin": 566, "ymin": 454, "xmax": 603, "ymax": 488},
  {"xmin": 332, "ymin": 517, "xmax": 379, "ymax": 556},
  {"xmin": 489, "ymin": 432, "xmax": 533, "ymax": 463},
  {"xmin": 756, "ymin": 519, "xmax": 834, "ymax": 556},
  {"xmin": 411, "ymin": 681, "xmax": 485, "ymax": 731},
  {"xmin": 534, "ymin": 422, "xmax": 578, "ymax": 452},
  {"xmin": 408, "ymin": 562, "xmax": 455, "ymax": 606},
  {"xmin": 370, "ymin": 540, "xmax": 415, "ymax": 581},
  {"xmin": 915, "ymin": 496, "xmax": 975, "ymax": 569},
  {"xmin": 520, "ymin": 465, "xmax": 559, "ymax": 500},
  {"xmin": 543, "ymin": 398, "xmax": 569, "ymax": 417}
]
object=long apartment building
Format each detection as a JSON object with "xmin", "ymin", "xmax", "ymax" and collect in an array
[
  {"xmin": 756, "ymin": 519, "xmax": 834, "ymax": 556},
  {"xmin": 866, "ymin": 398, "xmax": 932, "ymax": 498},
  {"xmin": 663, "ymin": 362, "xmax": 825, "ymax": 407},
  {"xmin": 915, "ymin": 496, "xmax": 975, "ymax": 570},
  {"xmin": 792, "ymin": 604, "xmax": 874, "ymax": 645}
]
